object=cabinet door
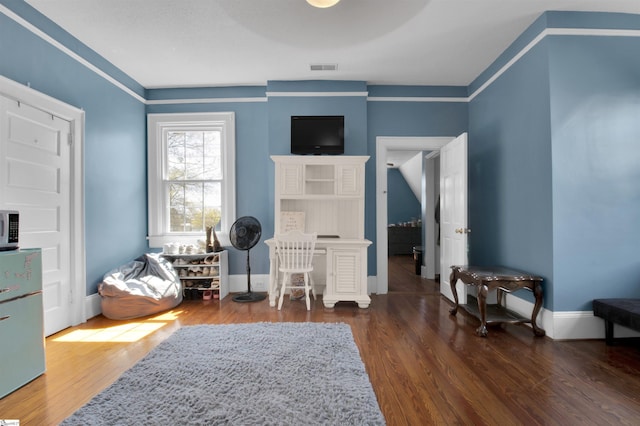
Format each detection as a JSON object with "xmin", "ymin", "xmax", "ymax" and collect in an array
[
  {"xmin": 329, "ymin": 249, "xmax": 362, "ymax": 295},
  {"xmin": 0, "ymin": 293, "xmax": 45, "ymax": 398},
  {"xmin": 337, "ymin": 165, "xmax": 362, "ymax": 196},
  {"xmin": 279, "ymin": 164, "xmax": 303, "ymax": 196}
]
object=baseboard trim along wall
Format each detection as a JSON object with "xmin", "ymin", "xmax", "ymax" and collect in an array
[
  {"xmin": 86, "ymin": 292, "xmax": 102, "ymax": 320},
  {"xmin": 228, "ymin": 273, "xmax": 270, "ymax": 293},
  {"xmin": 84, "ymin": 277, "xmax": 640, "ymax": 341},
  {"xmin": 505, "ymin": 293, "xmax": 640, "ymax": 340}
]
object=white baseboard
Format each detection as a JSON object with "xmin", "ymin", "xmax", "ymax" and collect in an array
[
  {"xmin": 368, "ymin": 276, "xmax": 378, "ymax": 294},
  {"xmin": 229, "ymin": 273, "xmax": 270, "ymax": 293},
  {"xmin": 504, "ymin": 293, "xmax": 640, "ymax": 340},
  {"xmin": 84, "ymin": 276, "xmax": 639, "ymax": 341},
  {"xmin": 85, "ymin": 292, "xmax": 102, "ymax": 320}
]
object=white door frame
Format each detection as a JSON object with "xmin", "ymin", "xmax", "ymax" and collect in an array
[
  {"xmin": 375, "ymin": 136, "xmax": 453, "ymax": 294},
  {"xmin": 1, "ymin": 75, "xmax": 86, "ymax": 328}
]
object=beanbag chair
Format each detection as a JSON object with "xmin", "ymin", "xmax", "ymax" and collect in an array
[{"xmin": 99, "ymin": 253, "xmax": 182, "ymax": 320}]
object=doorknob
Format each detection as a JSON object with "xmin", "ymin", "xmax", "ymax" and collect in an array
[{"xmin": 455, "ymin": 228, "xmax": 471, "ymax": 234}]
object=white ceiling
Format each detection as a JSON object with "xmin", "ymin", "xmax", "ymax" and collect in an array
[{"xmin": 24, "ymin": 0, "xmax": 640, "ymax": 89}]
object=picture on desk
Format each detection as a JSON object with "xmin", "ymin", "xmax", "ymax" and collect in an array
[{"xmin": 280, "ymin": 211, "xmax": 305, "ymax": 233}]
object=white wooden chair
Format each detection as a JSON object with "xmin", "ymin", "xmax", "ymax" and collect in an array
[{"xmin": 274, "ymin": 230, "xmax": 317, "ymax": 310}]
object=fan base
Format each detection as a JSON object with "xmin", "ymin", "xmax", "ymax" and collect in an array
[{"xmin": 232, "ymin": 292, "xmax": 267, "ymax": 303}]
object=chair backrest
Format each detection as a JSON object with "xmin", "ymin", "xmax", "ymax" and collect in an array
[{"xmin": 275, "ymin": 230, "xmax": 317, "ymax": 273}]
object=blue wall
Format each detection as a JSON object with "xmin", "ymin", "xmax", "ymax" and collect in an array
[
  {"xmin": 4, "ymin": 2, "xmax": 640, "ymax": 314},
  {"xmin": 367, "ymin": 98, "xmax": 468, "ymax": 272},
  {"xmin": 146, "ymin": 87, "xmax": 270, "ymax": 279},
  {"xmin": 548, "ymin": 35, "xmax": 640, "ymax": 310},
  {"xmin": 387, "ymin": 169, "xmax": 421, "ymax": 225},
  {"xmin": 468, "ymin": 38, "xmax": 554, "ymax": 308},
  {"xmin": 468, "ymin": 11, "xmax": 640, "ymax": 311},
  {"xmin": 145, "ymin": 81, "xmax": 371, "ymax": 275},
  {"xmin": 265, "ymin": 80, "xmax": 369, "ymax": 263},
  {"xmin": 1, "ymin": 3, "xmax": 148, "ymax": 295}
]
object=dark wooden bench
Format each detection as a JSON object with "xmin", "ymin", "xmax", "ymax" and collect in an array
[{"xmin": 593, "ymin": 299, "xmax": 640, "ymax": 345}]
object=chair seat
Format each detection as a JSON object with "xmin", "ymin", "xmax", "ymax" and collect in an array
[{"xmin": 279, "ymin": 266, "xmax": 314, "ymax": 273}]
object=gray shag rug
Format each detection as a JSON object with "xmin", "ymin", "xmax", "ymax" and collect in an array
[{"xmin": 61, "ymin": 322, "xmax": 385, "ymax": 425}]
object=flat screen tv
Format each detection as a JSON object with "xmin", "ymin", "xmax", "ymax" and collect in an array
[{"xmin": 291, "ymin": 115, "xmax": 344, "ymax": 155}]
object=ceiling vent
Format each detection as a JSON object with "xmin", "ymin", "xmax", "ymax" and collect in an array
[{"xmin": 310, "ymin": 63, "xmax": 337, "ymax": 71}]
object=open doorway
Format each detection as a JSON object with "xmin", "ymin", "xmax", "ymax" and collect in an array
[
  {"xmin": 375, "ymin": 136, "xmax": 453, "ymax": 295},
  {"xmin": 386, "ymin": 151, "xmax": 426, "ymax": 292}
]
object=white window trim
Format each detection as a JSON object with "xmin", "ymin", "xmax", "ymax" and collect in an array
[{"xmin": 147, "ymin": 112, "xmax": 236, "ymax": 248}]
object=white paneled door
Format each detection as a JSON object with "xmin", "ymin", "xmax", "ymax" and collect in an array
[
  {"xmin": 440, "ymin": 133, "xmax": 469, "ymax": 303},
  {"xmin": 1, "ymin": 95, "xmax": 72, "ymax": 336}
]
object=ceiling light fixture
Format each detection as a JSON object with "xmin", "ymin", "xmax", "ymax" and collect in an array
[{"xmin": 306, "ymin": 0, "xmax": 341, "ymax": 8}]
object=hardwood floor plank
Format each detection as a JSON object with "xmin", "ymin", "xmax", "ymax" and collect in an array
[{"xmin": 2, "ymin": 255, "xmax": 640, "ymax": 425}]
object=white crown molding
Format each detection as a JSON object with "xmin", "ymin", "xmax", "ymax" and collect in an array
[
  {"xmin": 0, "ymin": 5, "xmax": 145, "ymax": 104},
  {"xmin": 5, "ymin": 5, "xmax": 640, "ymax": 104},
  {"xmin": 146, "ymin": 97, "xmax": 267, "ymax": 105},
  {"xmin": 367, "ymin": 96, "xmax": 468, "ymax": 102},
  {"xmin": 266, "ymin": 91, "xmax": 368, "ymax": 97},
  {"xmin": 468, "ymin": 27, "xmax": 640, "ymax": 101}
]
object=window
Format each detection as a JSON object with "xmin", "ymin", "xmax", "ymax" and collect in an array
[{"xmin": 147, "ymin": 112, "xmax": 235, "ymax": 248}]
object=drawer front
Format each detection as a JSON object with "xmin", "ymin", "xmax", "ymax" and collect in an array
[
  {"xmin": 0, "ymin": 292, "xmax": 45, "ymax": 398},
  {"xmin": 0, "ymin": 249, "xmax": 42, "ymax": 303}
]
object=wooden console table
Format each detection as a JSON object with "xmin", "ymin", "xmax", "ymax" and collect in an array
[{"xmin": 449, "ymin": 265, "xmax": 545, "ymax": 337}]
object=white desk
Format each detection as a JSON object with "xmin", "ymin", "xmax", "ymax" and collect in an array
[{"xmin": 265, "ymin": 237, "xmax": 372, "ymax": 308}]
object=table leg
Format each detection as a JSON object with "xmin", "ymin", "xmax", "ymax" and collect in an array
[
  {"xmin": 449, "ymin": 270, "xmax": 459, "ymax": 316},
  {"xmin": 531, "ymin": 281, "xmax": 546, "ymax": 337},
  {"xmin": 604, "ymin": 320, "xmax": 614, "ymax": 345},
  {"xmin": 476, "ymin": 284, "xmax": 489, "ymax": 337}
]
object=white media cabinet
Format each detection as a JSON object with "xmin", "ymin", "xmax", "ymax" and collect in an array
[{"xmin": 265, "ymin": 155, "xmax": 371, "ymax": 308}]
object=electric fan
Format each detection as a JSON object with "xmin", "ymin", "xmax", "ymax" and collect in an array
[{"xmin": 229, "ymin": 216, "xmax": 266, "ymax": 303}]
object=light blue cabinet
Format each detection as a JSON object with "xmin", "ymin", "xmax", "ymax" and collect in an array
[{"xmin": 0, "ymin": 249, "xmax": 44, "ymax": 398}]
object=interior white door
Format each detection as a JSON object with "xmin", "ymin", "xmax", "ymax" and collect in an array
[
  {"xmin": 0, "ymin": 96, "xmax": 72, "ymax": 336},
  {"xmin": 439, "ymin": 133, "xmax": 469, "ymax": 303}
]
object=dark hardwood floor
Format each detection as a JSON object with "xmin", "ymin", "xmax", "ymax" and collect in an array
[{"xmin": 2, "ymin": 255, "xmax": 640, "ymax": 425}]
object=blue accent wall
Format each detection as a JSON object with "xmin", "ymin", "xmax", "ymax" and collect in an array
[
  {"xmin": 366, "ymin": 99, "xmax": 468, "ymax": 273},
  {"xmin": 266, "ymin": 80, "xmax": 371, "ymax": 273},
  {"xmin": 468, "ymin": 38, "xmax": 554, "ymax": 308},
  {"xmin": 146, "ymin": 97, "xmax": 270, "ymax": 277},
  {"xmin": 548, "ymin": 35, "xmax": 640, "ymax": 310},
  {"xmin": 4, "ymin": 1, "xmax": 640, "ymax": 316},
  {"xmin": 468, "ymin": 11, "xmax": 640, "ymax": 311},
  {"xmin": 1, "ymin": 3, "xmax": 147, "ymax": 295},
  {"xmin": 387, "ymin": 169, "xmax": 421, "ymax": 225}
]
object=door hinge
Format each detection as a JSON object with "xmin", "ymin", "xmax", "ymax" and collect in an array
[{"xmin": 67, "ymin": 132, "xmax": 73, "ymax": 146}]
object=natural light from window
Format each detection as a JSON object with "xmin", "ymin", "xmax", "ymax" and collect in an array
[
  {"xmin": 166, "ymin": 129, "xmax": 222, "ymax": 232},
  {"xmin": 52, "ymin": 311, "xmax": 182, "ymax": 343}
]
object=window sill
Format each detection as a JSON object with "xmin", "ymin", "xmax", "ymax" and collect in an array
[{"xmin": 148, "ymin": 233, "xmax": 231, "ymax": 250}]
